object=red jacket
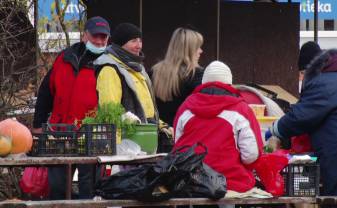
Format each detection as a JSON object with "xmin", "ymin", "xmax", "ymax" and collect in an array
[
  {"xmin": 49, "ymin": 54, "xmax": 97, "ymax": 125},
  {"xmin": 173, "ymin": 82, "xmax": 263, "ymax": 192},
  {"xmin": 33, "ymin": 43, "xmax": 98, "ymax": 127}
]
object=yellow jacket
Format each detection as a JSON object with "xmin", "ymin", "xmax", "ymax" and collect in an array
[{"xmin": 95, "ymin": 53, "xmax": 158, "ymax": 123}]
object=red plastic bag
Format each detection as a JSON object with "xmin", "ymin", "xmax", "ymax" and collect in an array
[
  {"xmin": 291, "ymin": 134, "xmax": 313, "ymax": 153},
  {"xmin": 19, "ymin": 167, "xmax": 49, "ymax": 198},
  {"xmin": 253, "ymin": 153, "xmax": 288, "ymax": 196}
]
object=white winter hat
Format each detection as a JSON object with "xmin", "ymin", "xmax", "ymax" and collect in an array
[{"xmin": 202, "ymin": 61, "xmax": 232, "ymax": 84}]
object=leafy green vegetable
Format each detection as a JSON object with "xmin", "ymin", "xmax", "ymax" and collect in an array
[
  {"xmin": 81, "ymin": 117, "xmax": 96, "ymax": 124},
  {"xmin": 263, "ymin": 145, "xmax": 273, "ymax": 153},
  {"xmin": 82, "ymin": 103, "xmax": 136, "ymax": 135}
]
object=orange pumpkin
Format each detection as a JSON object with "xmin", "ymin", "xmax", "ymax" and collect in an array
[
  {"xmin": 0, "ymin": 135, "xmax": 12, "ymax": 157},
  {"xmin": 0, "ymin": 118, "xmax": 33, "ymax": 154}
]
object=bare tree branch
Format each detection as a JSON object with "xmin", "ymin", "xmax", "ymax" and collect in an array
[
  {"xmin": 55, "ymin": 0, "xmax": 71, "ymax": 47},
  {"xmin": 0, "ymin": 0, "xmax": 37, "ymax": 124}
]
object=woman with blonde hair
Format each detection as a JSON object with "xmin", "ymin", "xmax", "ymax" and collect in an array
[{"xmin": 151, "ymin": 27, "xmax": 204, "ymax": 126}]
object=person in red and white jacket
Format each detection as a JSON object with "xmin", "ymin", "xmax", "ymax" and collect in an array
[{"xmin": 173, "ymin": 61, "xmax": 263, "ymax": 192}]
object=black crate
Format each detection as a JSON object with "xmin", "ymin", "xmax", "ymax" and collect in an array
[
  {"xmin": 281, "ymin": 163, "xmax": 320, "ymax": 197},
  {"xmin": 30, "ymin": 123, "xmax": 116, "ymax": 157},
  {"xmin": 78, "ymin": 124, "xmax": 116, "ymax": 156}
]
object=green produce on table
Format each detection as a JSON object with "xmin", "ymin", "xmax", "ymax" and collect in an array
[
  {"xmin": 81, "ymin": 103, "xmax": 137, "ymax": 154},
  {"xmin": 82, "ymin": 103, "xmax": 136, "ymax": 134}
]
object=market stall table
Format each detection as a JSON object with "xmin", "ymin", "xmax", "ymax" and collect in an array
[
  {"xmin": 0, "ymin": 154, "xmax": 166, "ymax": 199},
  {"xmin": 0, "ymin": 197, "xmax": 317, "ymax": 208}
]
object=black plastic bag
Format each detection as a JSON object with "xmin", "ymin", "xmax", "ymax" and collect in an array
[
  {"xmin": 156, "ymin": 143, "xmax": 227, "ymax": 199},
  {"xmin": 171, "ymin": 163, "xmax": 227, "ymax": 199},
  {"xmin": 154, "ymin": 143, "xmax": 207, "ymax": 174},
  {"xmin": 95, "ymin": 164, "xmax": 162, "ymax": 200},
  {"xmin": 95, "ymin": 143, "xmax": 226, "ymax": 201}
]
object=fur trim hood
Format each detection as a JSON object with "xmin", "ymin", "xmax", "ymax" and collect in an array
[{"xmin": 305, "ymin": 49, "xmax": 337, "ymax": 81}]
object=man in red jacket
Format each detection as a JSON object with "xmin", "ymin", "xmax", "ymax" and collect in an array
[
  {"xmin": 32, "ymin": 16, "xmax": 110, "ymax": 199},
  {"xmin": 173, "ymin": 61, "xmax": 263, "ymax": 192}
]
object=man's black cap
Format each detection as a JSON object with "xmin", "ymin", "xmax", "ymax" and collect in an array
[{"xmin": 84, "ymin": 16, "xmax": 110, "ymax": 36}]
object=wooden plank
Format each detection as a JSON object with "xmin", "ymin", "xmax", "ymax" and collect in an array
[
  {"xmin": 316, "ymin": 196, "xmax": 337, "ymax": 205},
  {"xmin": 0, "ymin": 202, "xmax": 26, "ymax": 208},
  {"xmin": 0, "ymin": 197, "xmax": 317, "ymax": 208},
  {"xmin": 0, "ymin": 157, "xmax": 97, "ymax": 166},
  {"xmin": 0, "ymin": 155, "xmax": 164, "ymax": 166},
  {"xmin": 260, "ymin": 85, "xmax": 298, "ymax": 104}
]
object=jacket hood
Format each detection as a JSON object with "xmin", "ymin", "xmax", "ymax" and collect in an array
[
  {"xmin": 305, "ymin": 49, "xmax": 337, "ymax": 81},
  {"xmin": 184, "ymin": 82, "xmax": 244, "ymax": 118}
]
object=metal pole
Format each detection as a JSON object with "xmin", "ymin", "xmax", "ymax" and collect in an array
[
  {"xmin": 314, "ymin": 0, "xmax": 318, "ymax": 43},
  {"xmin": 216, "ymin": 0, "xmax": 220, "ymax": 59},
  {"xmin": 139, "ymin": 0, "xmax": 142, "ymax": 31}
]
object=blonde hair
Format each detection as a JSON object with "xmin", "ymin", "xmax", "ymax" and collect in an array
[{"xmin": 152, "ymin": 27, "xmax": 203, "ymax": 101}]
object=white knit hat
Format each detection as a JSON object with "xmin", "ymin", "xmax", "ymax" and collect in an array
[{"xmin": 202, "ymin": 61, "xmax": 232, "ymax": 84}]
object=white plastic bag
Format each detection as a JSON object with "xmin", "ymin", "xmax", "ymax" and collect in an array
[{"xmin": 116, "ymin": 139, "xmax": 146, "ymax": 155}]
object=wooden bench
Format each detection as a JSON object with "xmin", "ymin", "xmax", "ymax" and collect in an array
[
  {"xmin": 0, "ymin": 197, "xmax": 317, "ymax": 208},
  {"xmin": 0, "ymin": 155, "xmax": 165, "ymax": 199},
  {"xmin": 0, "ymin": 156, "xmax": 326, "ymax": 208}
]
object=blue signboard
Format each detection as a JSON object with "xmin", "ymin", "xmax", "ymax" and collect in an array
[
  {"xmin": 38, "ymin": 0, "xmax": 84, "ymax": 21},
  {"xmin": 225, "ymin": 0, "xmax": 337, "ymax": 20},
  {"xmin": 39, "ymin": 0, "xmax": 337, "ymax": 22},
  {"xmin": 279, "ymin": 0, "xmax": 336, "ymax": 19}
]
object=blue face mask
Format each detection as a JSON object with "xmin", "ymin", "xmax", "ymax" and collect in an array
[{"xmin": 85, "ymin": 41, "xmax": 106, "ymax": 54}]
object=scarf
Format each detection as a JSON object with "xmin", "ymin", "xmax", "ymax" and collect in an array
[{"xmin": 107, "ymin": 43, "xmax": 145, "ymax": 72}]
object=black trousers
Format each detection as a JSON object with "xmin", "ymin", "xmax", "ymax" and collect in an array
[{"xmin": 48, "ymin": 164, "xmax": 97, "ymax": 200}]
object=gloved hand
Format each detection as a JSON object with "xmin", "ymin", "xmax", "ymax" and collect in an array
[
  {"xmin": 122, "ymin": 111, "xmax": 141, "ymax": 124},
  {"xmin": 159, "ymin": 120, "xmax": 174, "ymax": 138},
  {"xmin": 265, "ymin": 129, "xmax": 273, "ymax": 141}
]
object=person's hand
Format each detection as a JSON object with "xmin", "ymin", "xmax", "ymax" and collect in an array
[
  {"xmin": 161, "ymin": 127, "xmax": 174, "ymax": 138},
  {"xmin": 122, "ymin": 111, "xmax": 141, "ymax": 124},
  {"xmin": 265, "ymin": 129, "xmax": 272, "ymax": 141}
]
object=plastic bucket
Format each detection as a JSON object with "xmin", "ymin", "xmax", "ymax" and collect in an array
[{"xmin": 124, "ymin": 124, "xmax": 158, "ymax": 154}]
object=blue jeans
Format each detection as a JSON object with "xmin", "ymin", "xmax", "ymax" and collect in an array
[{"xmin": 48, "ymin": 164, "xmax": 96, "ymax": 199}]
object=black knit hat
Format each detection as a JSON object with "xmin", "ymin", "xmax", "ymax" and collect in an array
[
  {"xmin": 298, "ymin": 41, "xmax": 321, "ymax": 70},
  {"xmin": 111, "ymin": 23, "xmax": 142, "ymax": 46}
]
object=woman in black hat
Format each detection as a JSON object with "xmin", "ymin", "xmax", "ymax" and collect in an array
[{"xmin": 94, "ymin": 23, "xmax": 158, "ymax": 125}]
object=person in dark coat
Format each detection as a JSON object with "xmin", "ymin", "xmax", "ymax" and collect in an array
[
  {"xmin": 298, "ymin": 41, "xmax": 321, "ymax": 93},
  {"xmin": 286, "ymin": 41, "xmax": 322, "ymax": 153},
  {"xmin": 151, "ymin": 27, "xmax": 204, "ymax": 127},
  {"xmin": 269, "ymin": 49, "xmax": 337, "ymax": 196}
]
